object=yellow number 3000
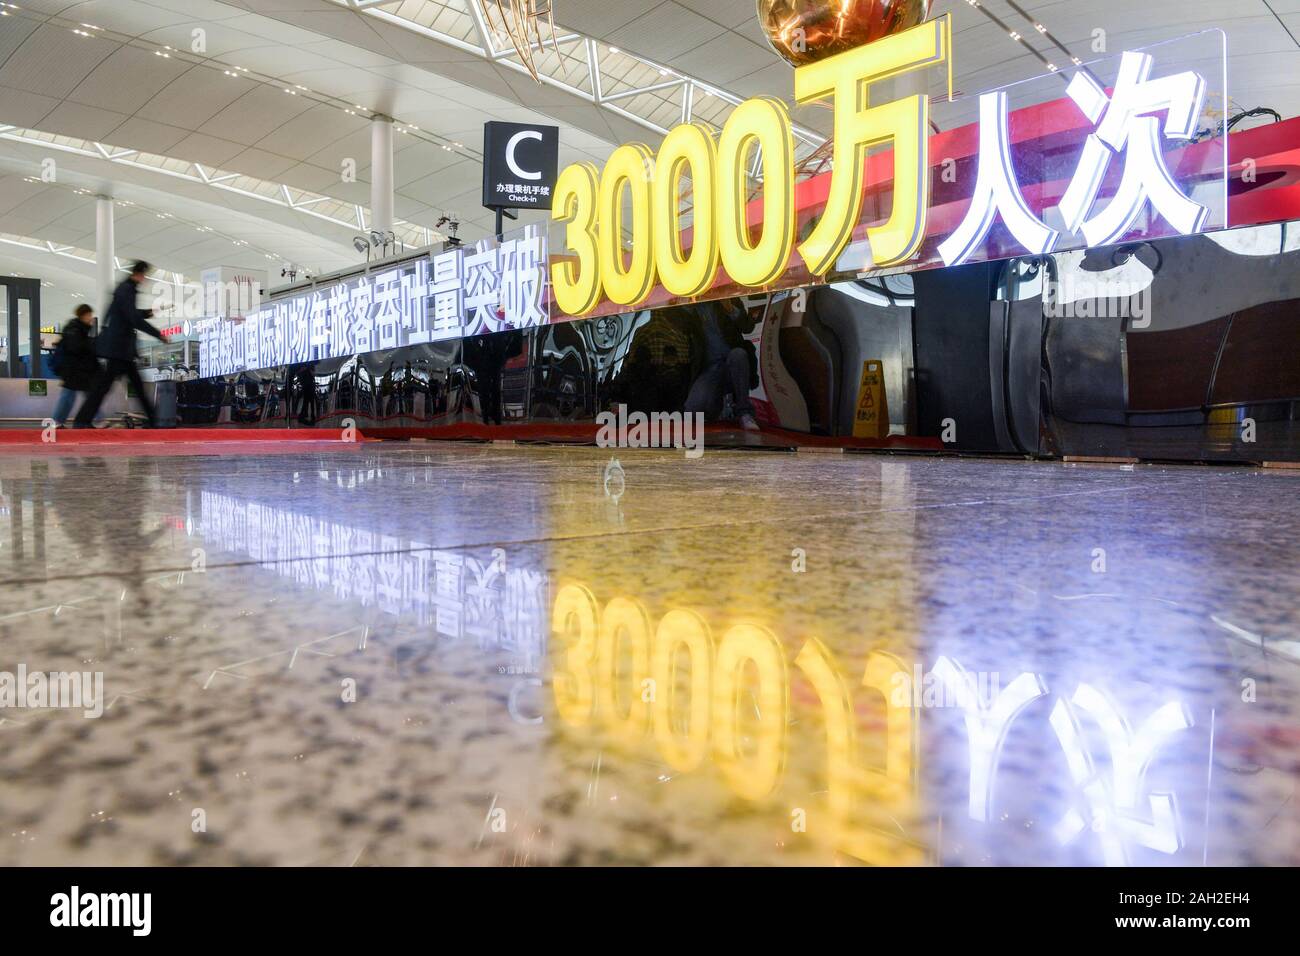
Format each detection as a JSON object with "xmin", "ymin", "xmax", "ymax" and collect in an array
[{"xmin": 551, "ymin": 98, "xmax": 797, "ymax": 317}]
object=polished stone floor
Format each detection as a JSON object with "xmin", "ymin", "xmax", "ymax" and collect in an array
[{"xmin": 0, "ymin": 442, "xmax": 1296, "ymax": 866}]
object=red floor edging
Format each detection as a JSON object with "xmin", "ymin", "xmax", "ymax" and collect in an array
[
  {"xmin": 0, "ymin": 424, "xmax": 943, "ymax": 452},
  {"xmin": 358, "ymin": 421, "xmax": 945, "ymax": 450},
  {"xmin": 0, "ymin": 427, "xmax": 364, "ymax": 445}
]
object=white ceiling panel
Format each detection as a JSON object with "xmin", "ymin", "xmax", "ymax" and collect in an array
[
  {"xmin": 0, "ymin": 15, "xmax": 38, "ymax": 64},
  {"xmin": 254, "ymin": 102, "xmax": 360, "ymax": 161},
  {"xmin": 104, "ymin": 115, "xmax": 191, "ymax": 154},
  {"xmin": 0, "ymin": 23, "xmax": 114, "ymax": 99},
  {"xmin": 671, "ymin": 31, "xmax": 775, "ymax": 85},
  {"xmin": 67, "ymin": 45, "xmax": 192, "ymax": 114},
  {"xmin": 166, "ymin": 130, "xmax": 248, "ymax": 166},
  {"xmin": 605, "ymin": 3, "xmax": 727, "ymax": 64},
  {"xmin": 673, "ymin": 0, "xmax": 760, "ymax": 30},
  {"xmin": 51, "ymin": 100, "xmax": 131, "ymax": 141},
  {"xmin": 135, "ymin": 65, "xmax": 253, "ymax": 128},
  {"xmin": 196, "ymin": 82, "xmax": 317, "ymax": 145}
]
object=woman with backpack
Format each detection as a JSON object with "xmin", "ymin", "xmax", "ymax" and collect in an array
[{"xmin": 51, "ymin": 304, "xmax": 101, "ymax": 427}]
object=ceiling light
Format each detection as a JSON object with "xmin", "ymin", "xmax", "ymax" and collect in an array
[{"xmin": 609, "ymin": 47, "xmax": 619, "ymax": 54}]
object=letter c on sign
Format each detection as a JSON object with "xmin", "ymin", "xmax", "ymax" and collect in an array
[{"xmin": 506, "ymin": 130, "xmax": 543, "ymax": 181}]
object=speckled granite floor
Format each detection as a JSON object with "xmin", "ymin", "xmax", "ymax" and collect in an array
[{"xmin": 0, "ymin": 443, "xmax": 1295, "ymax": 866}]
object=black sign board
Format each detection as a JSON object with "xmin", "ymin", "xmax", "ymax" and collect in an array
[{"xmin": 482, "ymin": 121, "xmax": 559, "ymax": 211}]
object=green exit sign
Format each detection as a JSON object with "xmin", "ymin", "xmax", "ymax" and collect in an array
[{"xmin": 28, "ymin": 380, "xmax": 47, "ymax": 397}]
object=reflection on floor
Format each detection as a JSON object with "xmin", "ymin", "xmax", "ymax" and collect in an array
[{"xmin": 0, "ymin": 444, "xmax": 1296, "ymax": 866}]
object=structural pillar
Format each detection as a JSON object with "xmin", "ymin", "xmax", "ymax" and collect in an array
[
  {"xmin": 95, "ymin": 195, "xmax": 115, "ymax": 313},
  {"xmin": 370, "ymin": 114, "xmax": 395, "ymax": 246}
]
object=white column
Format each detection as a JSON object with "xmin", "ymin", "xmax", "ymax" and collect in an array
[
  {"xmin": 95, "ymin": 195, "xmax": 115, "ymax": 308},
  {"xmin": 370, "ymin": 114, "xmax": 395, "ymax": 242}
]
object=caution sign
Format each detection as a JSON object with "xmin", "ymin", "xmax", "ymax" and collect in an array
[{"xmin": 852, "ymin": 360, "xmax": 889, "ymax": 439}]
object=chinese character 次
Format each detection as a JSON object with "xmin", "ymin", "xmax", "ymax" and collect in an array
[{"xmin": 1058, "ymin": 51, "xmax": 1208, "ymax": 248}]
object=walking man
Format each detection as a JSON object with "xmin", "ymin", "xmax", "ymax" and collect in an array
[{"xmin": 75, "ymin": 260, "xmax": 169, "ymax": 428}]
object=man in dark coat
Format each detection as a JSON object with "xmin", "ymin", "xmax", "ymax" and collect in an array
[
  {"xmin": 51, "ymin": 304, "xmax": 101, "ymax": 426},
  {"xmin": 74, "ymin": 260, "xmax": 169, "ymax": 427}
]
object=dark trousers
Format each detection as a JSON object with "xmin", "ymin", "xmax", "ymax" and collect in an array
[
  {"xmin": 76, "ymin": 358, "xmax": 155, "ymax": 426},
  {"xmin": 684, "ymin": 347, "xmax": 754, "ymax": 421}
]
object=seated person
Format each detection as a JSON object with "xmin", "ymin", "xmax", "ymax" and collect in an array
[{"xmin": 684, "ymin": 298, "xmax": 759, "ymax": 430}]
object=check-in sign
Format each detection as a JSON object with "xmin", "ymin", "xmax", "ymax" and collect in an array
[{"xmin": 483, "ymin": 121, "xmax": 559, "ymax": 210}]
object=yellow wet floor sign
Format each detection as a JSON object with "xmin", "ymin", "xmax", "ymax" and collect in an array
[{"xmin": 853, "ymin": 360, "xmax": 889, "ymax": 439}]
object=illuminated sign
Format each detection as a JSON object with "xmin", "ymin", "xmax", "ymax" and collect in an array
[
  {"xmin": 552, "ymin": 16, "xmax": 1224, "ymax": 317},
  {"xmin": 482, "ymin": 121, "xmax": 559, "ymax": 210},
  {"xmin": 939, "ymin": 51, "xmax": 1209, "ymax": 265},
  {"xmin": 199, "ymin": 225, "xmax": 548, "ymax": 378}
]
